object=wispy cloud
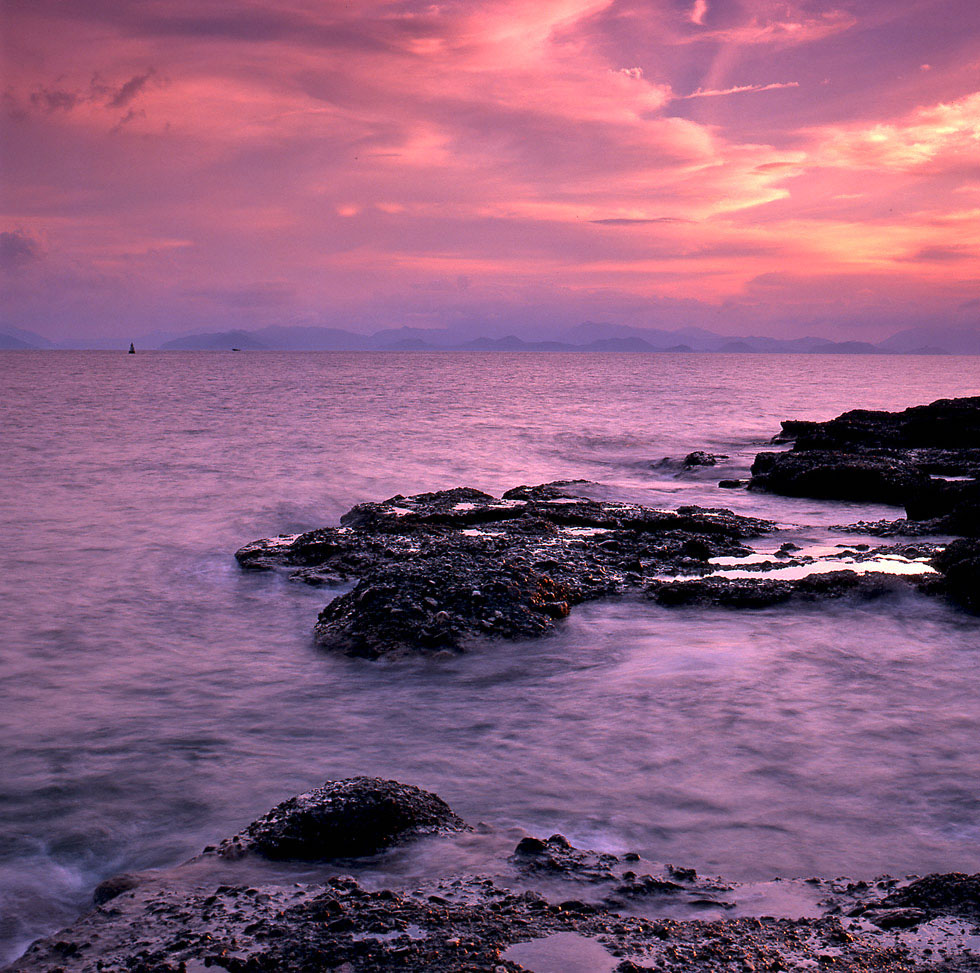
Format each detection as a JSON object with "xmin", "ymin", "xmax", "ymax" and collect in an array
[
  {"xmin": 689, "ymin": 0, "xmax": 708, "ymax": 26},
  {"xmin": 681, "ymin": 81, "xmax": 800, "ymax": 99}
]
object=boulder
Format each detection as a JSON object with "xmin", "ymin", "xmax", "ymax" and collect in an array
[{"xmin": 214, "ymin": 777, "xmax": 467, "ymax": 861}]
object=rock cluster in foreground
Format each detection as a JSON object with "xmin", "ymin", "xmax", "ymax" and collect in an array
[{"xmin": 11, "ymin": 779, "xmax": 980, "ymax": 973}]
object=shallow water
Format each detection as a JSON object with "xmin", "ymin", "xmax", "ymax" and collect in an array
[{"xmin": 1, "ymin": 350, "xmax": 979, "ymax": 962}]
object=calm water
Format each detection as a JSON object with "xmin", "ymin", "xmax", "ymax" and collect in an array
[{"xmin": 2, "ymin": 351, "xmax": 979, "ymax": 962}]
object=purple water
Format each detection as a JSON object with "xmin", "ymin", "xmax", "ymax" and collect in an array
[{"xmin": 2, "ymin": 351, "xmax": 979, "ymax": 962}]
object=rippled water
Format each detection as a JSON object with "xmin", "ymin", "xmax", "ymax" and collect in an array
[{"xmin": 2, "ymin": 350, "xmax": 979, "ymax": 962}]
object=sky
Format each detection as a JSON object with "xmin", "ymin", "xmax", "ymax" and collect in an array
[{"xmin": 2, "ymin": 0, "xmax": 980, "ymax": 342}]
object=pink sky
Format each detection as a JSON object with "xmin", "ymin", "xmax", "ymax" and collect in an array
[{"xmin": 2, "ymin": 0, "xmax": 979, "ymax": 341}]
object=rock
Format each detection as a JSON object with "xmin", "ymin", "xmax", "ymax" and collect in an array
[
  {"xmin": 92, "ymin": 872, "xmax": 142, "ymax": 905},
  {"xmin": 750, "ymin": 451, "xmax": 929, "ymax": 506},
  {"xmin": 213, "ymin": 777, "xmax": 467, "ymax": 861},
  {"xmin": 932, "ymin": 539, "xmax": 980, "ymax": 611},
  {"xmin": 905, "ymin": 479, "xmax": 980, "ymax": 535},
  {"xmin": 862, "ymin": 907, "xmax": 929, "ymax": 930},
  {"xmin": 648, "ymin": 571, "xmax": 909, "ymax": 609},
  {"xmin": 237, "ymin": 484, "xmax": 774, "ymax": 657},
  {"xmin": 683, "ymin": 451, "xmax": 718, "ymax": 467},
  {"xmin": 751, "ymin": 398, "xmax": 980, "ymax": 536},
  {"xmin": 19, "ymin": 821, "xmax": 978, "ymax": 973},
  {"xmin": 876, "ymin": 872, "xmax": 980, "ymax": 920},
  {"xmin": 789, "ymin": 396, "xmax": 980, "ymax": 453},
  {"xmin": 314, "ymin": 556, "xmax": 580, "ymax": 657},
  {"xmin": 717, "ymin": 479, "xmax": 745, "ymax": 489}
]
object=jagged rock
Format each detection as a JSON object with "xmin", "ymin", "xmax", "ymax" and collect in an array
[
  {"xmin": 750, "ymin": 451, "xmax": 929, "ymax": 505},
  {"xmin": 314, "ymin": 556, "xmax": 581, "ymax": 657},
  {"xmin": 213, "ymin": 777, "xmax": 467, "ymax": 861},
  {"xmin": 237, "ymin": 483, "xmax": 773, "ymax": 656}
]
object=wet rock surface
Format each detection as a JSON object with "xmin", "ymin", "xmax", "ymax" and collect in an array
[
  {"xmin": 750, "ymin": 396, "xmax": 980, "ymax": 535},
  {"xmin": 209, "ymin": 778, "xmax": 467, "ymax": 862},
  {"xmin": 237, "ymin": 483, "xmax": 774, "ymax": 657},
  {"xmin": 11, "ymin": 784, "xmax": 979, "ymax": 973},
  {"xmin": 647, "ymin": 569, "xmax": 914, "ymax": 609}
]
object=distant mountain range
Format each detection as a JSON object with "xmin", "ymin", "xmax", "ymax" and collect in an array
[{"xmin": 3, "ymin": 321, "xmax": 979, "ymax": 355}]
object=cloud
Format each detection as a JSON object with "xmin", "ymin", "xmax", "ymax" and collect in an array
[
  {"xmin": 812, "ymin": 91, "xmax": 980, "ymax": 172},
  {"xmin": 591, "ymin": 217, "xmax": 692, "ymax": 225},
  {"xmin": 689, "ymin": 0, "xmax": 708, "ymax": 26},
  {"xmin": 109, "ymin": 70, "xmax": 154, "ymax": 108},
  {"xmin": 0, "ymin": 230, "xmax": 43, "ymax": 270},
  {"xmin": 681, "ymin": 81, "xmax": 799, "ymax": 99},
  {"xmin": 903, "ymin": 245, "xmax": 976, "ymax": 262},
  {"xmin": 684, "ymin": 8, "xmax": 856, "ymax": 46}
]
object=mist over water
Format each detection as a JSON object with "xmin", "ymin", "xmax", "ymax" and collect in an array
[{"xmin": 2, "ymin": 351, "xmax": 979, "ymax": 962}]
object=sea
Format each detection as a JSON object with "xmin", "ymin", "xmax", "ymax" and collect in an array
[{"xmin": 1, "ymin": 350, "xmax": 979, "ymax": 963}]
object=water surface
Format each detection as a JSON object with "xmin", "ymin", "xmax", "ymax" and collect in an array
[{"xmin": 2, "ymin": 351, "xmax": 978, "ymax": 961}]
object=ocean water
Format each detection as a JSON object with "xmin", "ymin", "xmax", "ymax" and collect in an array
[{"xmin": 1, "ymin": 350, "xmax": 979, "ymax": 962}]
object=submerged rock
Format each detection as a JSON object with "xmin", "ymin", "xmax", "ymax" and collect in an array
[
  {"xmin": 237, "ymin": 482, "xmax": 774, "ymax": 657},
  {"xmin": 212, "ymin": 777, "xmax": 466, "ymax": 861},
  {"xmin": 683, "ymin": 450, "xmax": 719, "ymax": 467}
]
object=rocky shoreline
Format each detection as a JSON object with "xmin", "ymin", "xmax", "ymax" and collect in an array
[
  {"xmin": 10, "ymin": 778, "xmax": 980, "ymax": 973},
  {"xmin": 8, "ymin": 396, "xmax": 979, "ymax": 971}
]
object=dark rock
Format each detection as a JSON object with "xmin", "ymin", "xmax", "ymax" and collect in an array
[
  {"xmin": 750, "ymin": 451, "xmax": 929, "ymax": 506},
  {"xmin": 905, "ymin": 479, "xmax": 980, "ymax": 535},
  {"xmin": 649, "ymin": 571, "xmax": 908, "ymax": 609},
  {"xmin": 876, "ymin": 872, "xmax": 980, "ymax": 920},
  {"xmin": 753, "ymin": 398, "xmax": 980, "ymax": 533},
  {"xmin": 237, "ymin": 484, "xmax": 774, "ymax": 657},
  {"xmin": 932, "ymin": 539, "xmax": 980, "ymax": 610},
  {"xmin": 93, "ymin": 873, "xmax": 142, "ymax": 905},
  {"xmin": 862, "ymin": 907, "xmax": 929, "ymax": 929},
  {"xmin": 683, "ymin": 451, "xmax": 718, "ymax": 467},
  {"xmin": 717, "ymin": 479, "xmax": 745, "ymax": 489},
  {"xmin": 213, "ymin": 777, "xmax": 467, "ymax": 861},
  {"xmin": 790, "ymin": 397, "xmax": 980, "ymax": 452},
  {"xmin": 313, "ymin": 556, "xmax": 580, "ymax": 657}
]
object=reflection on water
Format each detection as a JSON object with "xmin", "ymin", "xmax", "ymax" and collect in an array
[{"xmin": 1, "ymin": 351, "xmax": 979, "ymax": 961}]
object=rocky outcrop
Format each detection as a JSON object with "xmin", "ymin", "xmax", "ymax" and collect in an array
[
  {"xmin": 237, "ymin": 482, "xmax": 774, "ymax": 657},
  {"xmin": 751, "ymin": 397, "xmax": 980, "ymax": 533},
  {"xmin": 11, "ymin": 782, "xmax": 980, "ymax": 973},
  {"xmin": 210, "ymin": 777, "xmax": 467, "ymax": 862},
  {"xmin": 773, "ymin": 396, "xmax": 980, "ymax": 453},
  {"xmin": 750, "ymin": 451, "xmax": 929, "ymax": 505}
]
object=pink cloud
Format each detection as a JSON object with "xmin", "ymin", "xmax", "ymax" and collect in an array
[{"xmin": 2, "ymin": 0, "xmax": 979, "ymax": 340}]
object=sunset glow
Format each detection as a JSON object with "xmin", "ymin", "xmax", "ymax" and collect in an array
[{"xmin": 2, "ymin": 0, "xmax": 979, "ymax": 340}]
